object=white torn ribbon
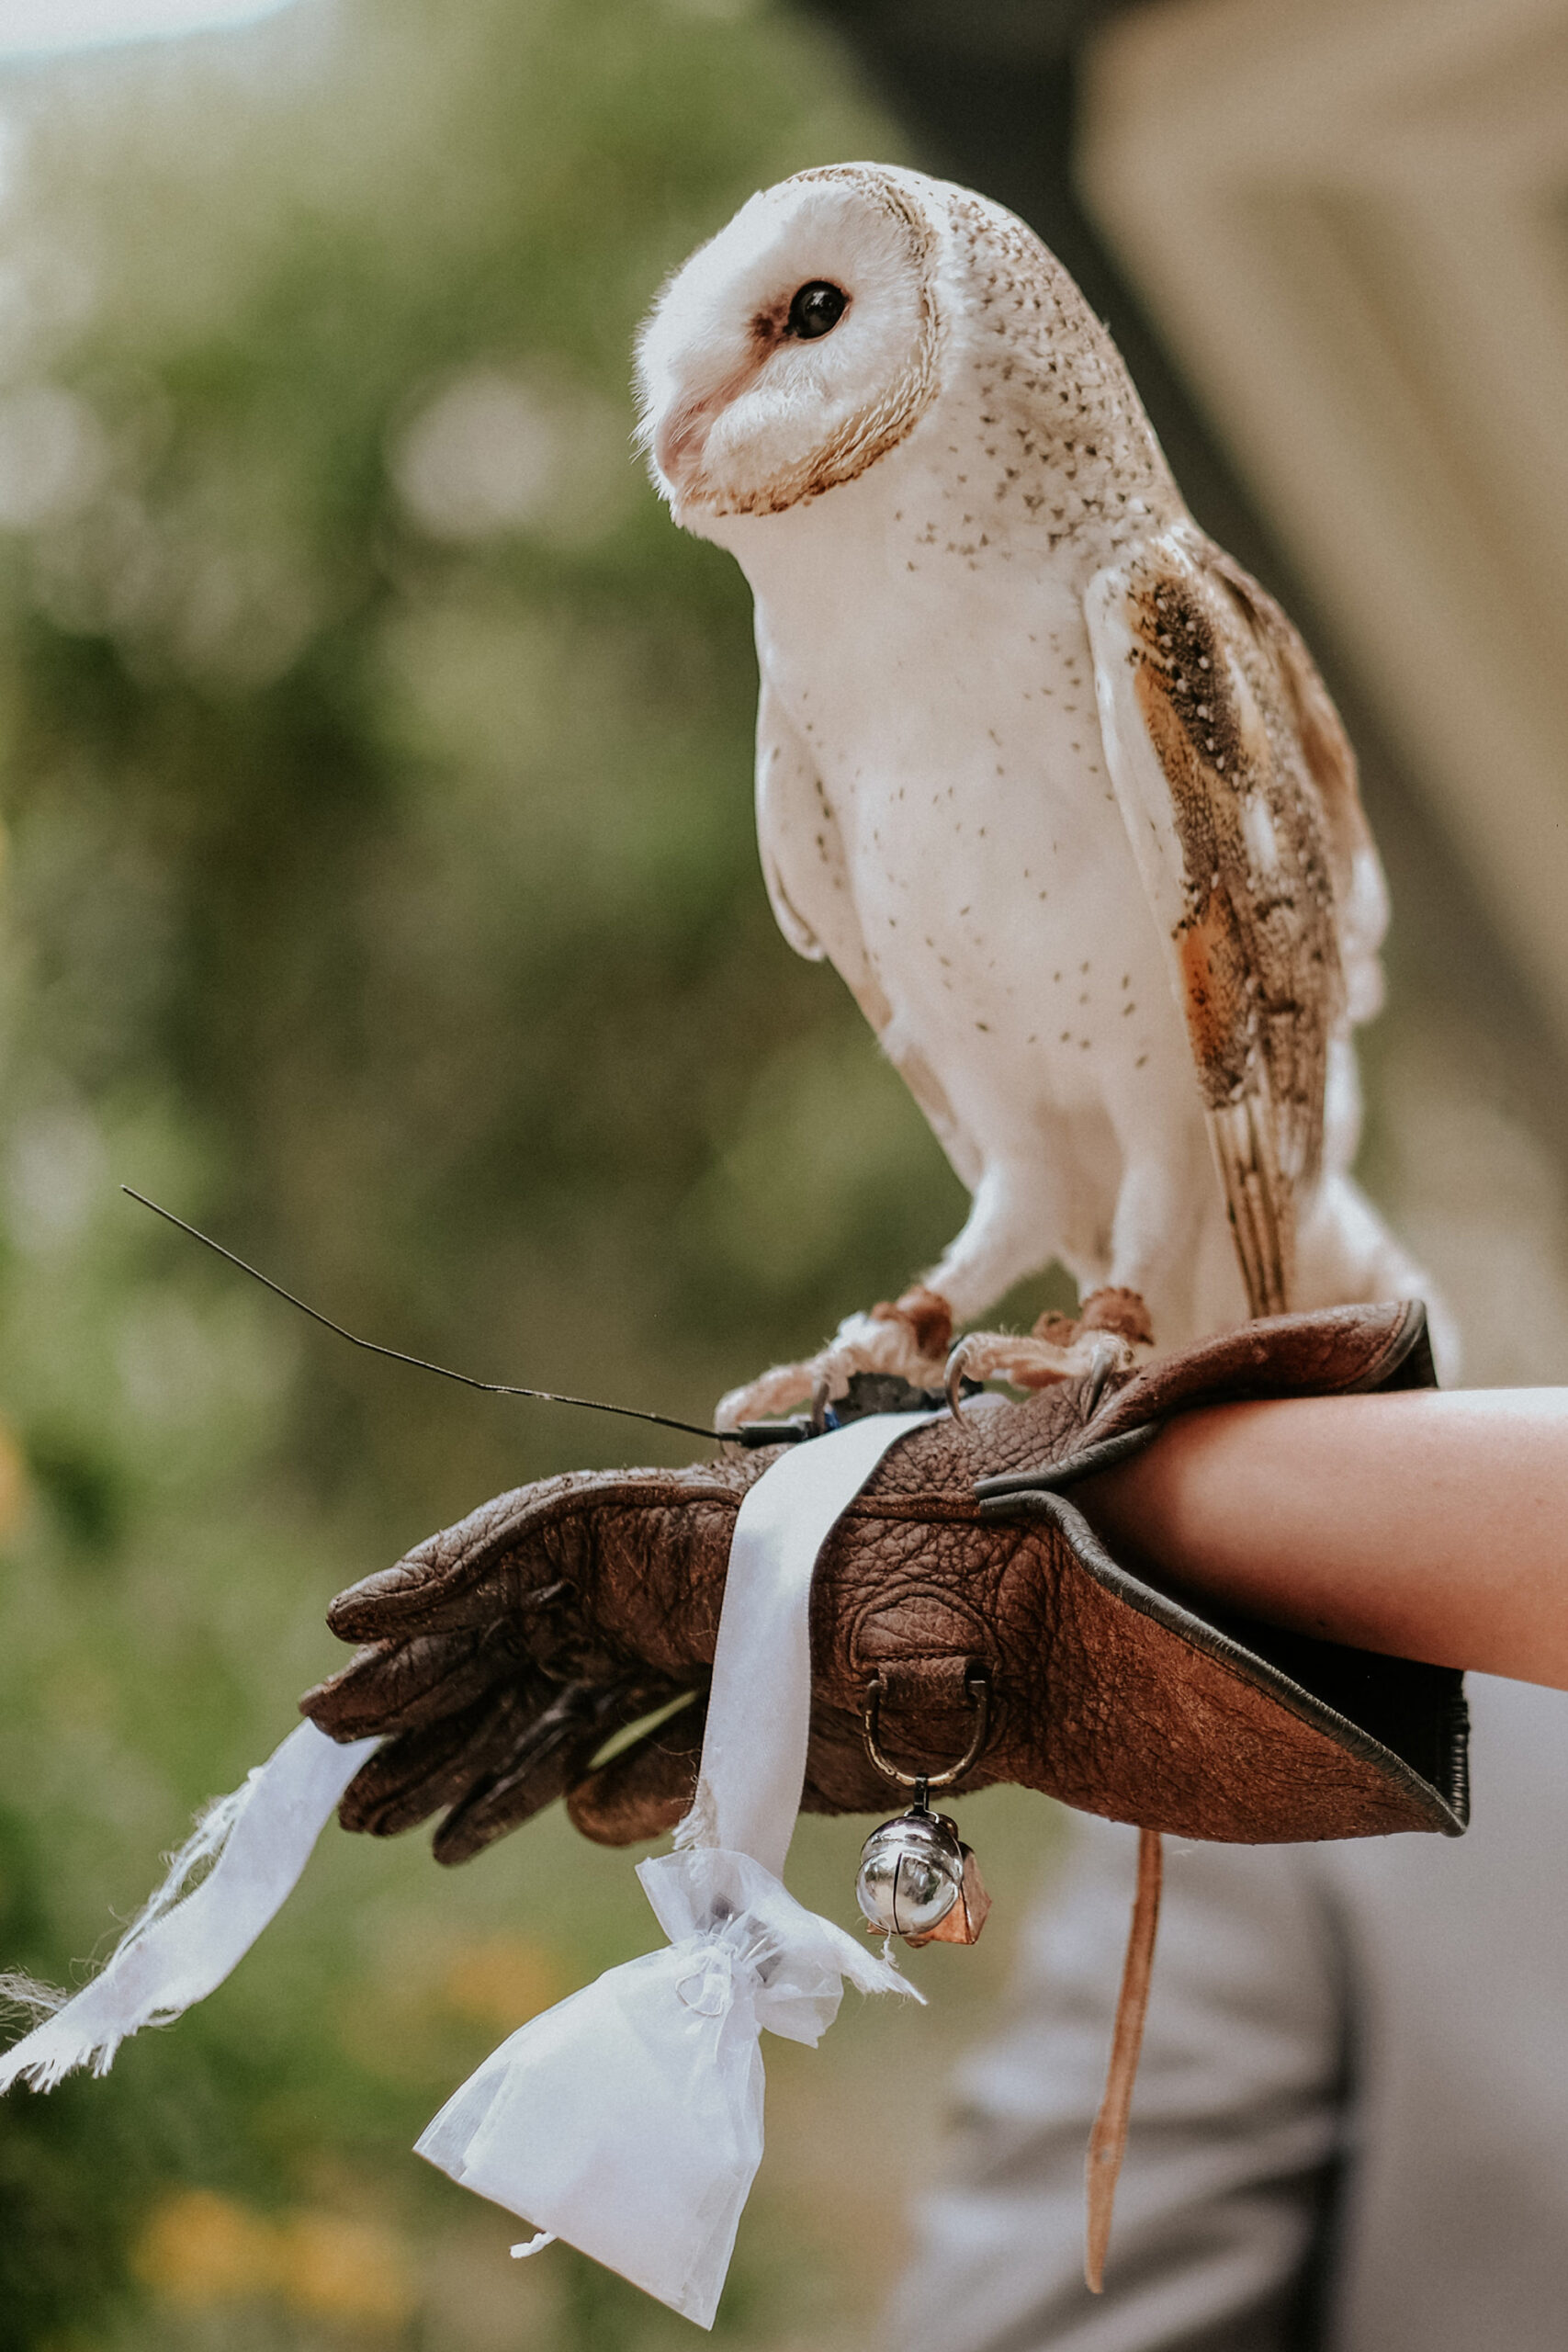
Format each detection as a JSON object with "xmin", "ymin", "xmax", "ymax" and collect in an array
[
  {"xmin": 0, "ymin": 1722, "xmax": 378, "ymax": 2092},
  {"xmin": 417, "ymin": 1409, "xmax": 937, "ymax": 2327}
]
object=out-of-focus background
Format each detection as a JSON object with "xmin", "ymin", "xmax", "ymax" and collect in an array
[{"xmin": 0, "ymin": 0, "xmax": 1564, "ymax": 2344}]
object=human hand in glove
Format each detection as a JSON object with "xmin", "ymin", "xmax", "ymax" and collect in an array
[{"xmin": 300, "ymin": 1301, "xmax": 1467, "ymax": 1862}]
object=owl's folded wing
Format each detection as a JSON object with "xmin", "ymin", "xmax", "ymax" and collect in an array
[{"xmin": 1084, "ymin": 525, "xmax": 1386, "ymax": 1317}]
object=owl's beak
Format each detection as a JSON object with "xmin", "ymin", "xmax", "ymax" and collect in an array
[
  {"xmin": 652, "ymin": 400, "xmax": 708, "ymax": 499},
  {"xmin": 650, "ymin": 345, "xmax": 768, "ymax": 513}
]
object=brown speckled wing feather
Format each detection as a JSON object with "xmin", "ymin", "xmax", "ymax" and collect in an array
[
  {"xmin": 1086, "ymin": 527, "xmax": 1364, "ymax": 1317},
  {"xmin": 1198, "ymin": 538, "xmax": 1389, "ymax": 1028}
]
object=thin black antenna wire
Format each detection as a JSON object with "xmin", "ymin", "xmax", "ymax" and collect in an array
[{"xmin": 121, "ymin": 1188, "xmax": 724, "ymax": 1443}]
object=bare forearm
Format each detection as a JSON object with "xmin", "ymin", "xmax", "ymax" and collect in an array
[{"xmin": 1077, "ymin": 1388, "xmax": 1568, "ymax": 1690}]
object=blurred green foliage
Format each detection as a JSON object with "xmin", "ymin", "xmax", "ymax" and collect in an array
[{"xmin": 0, "ymin": 5, "xmax": 1057, "ymax": 2346}]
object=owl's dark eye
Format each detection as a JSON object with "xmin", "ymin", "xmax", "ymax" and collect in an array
[{"xmin": 785, "ymin": 281, "xmax": 848, "ymax": 340}]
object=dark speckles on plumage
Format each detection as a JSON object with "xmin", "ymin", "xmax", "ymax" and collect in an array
[{"xmin": 1126, "ymin": 550, "xmax": 1341, "ymax": 1183}]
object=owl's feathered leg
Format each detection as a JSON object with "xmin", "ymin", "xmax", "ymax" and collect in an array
[
  {"xmin": 715, "ymin": 1163, "xmax": 1050, "ymax": 1430},
  {"xmin": 716, "ymin": 1160, "xmax": 1170, "ymax": 1427},
  {"xmin": 942, "ymin": 1149, "xmax": 1178, "ymax": 1389}
]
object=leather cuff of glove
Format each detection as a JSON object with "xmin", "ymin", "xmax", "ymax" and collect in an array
[{"xmin": 974, "ymin": 1298, "xmax": 1469, "ymax": 1843}]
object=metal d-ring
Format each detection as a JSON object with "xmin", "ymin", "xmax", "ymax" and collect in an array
[{"xmin": 863, "ymin": 1667, "xmax": 990, "ymax": 1792}]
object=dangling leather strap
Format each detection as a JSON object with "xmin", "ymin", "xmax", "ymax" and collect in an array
[{"xmin": 1084, "ymin": 1826, "xmax": 1164, "ymax": 2292}]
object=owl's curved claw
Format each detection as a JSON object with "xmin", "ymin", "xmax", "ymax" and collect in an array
[
  {"xmin": 946, "ymin": 1291, "xmax": 1155, "ymax": 1396},
  {"xmin": 715, "ymin": 1288, "xmax": 1155, "ymax": 1431},
  {"xmin": 945, "ymin": 1339, "xmax": 972, "ymax": 1422},
  {"xmin": 948, "ymin": 1326, "xmax": 1140, "ymax": 1391}
]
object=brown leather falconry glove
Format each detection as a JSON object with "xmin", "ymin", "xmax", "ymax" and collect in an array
[{"xmin": 301, "ymin": 1301, "xmax": 1468, "ymax": 1860}]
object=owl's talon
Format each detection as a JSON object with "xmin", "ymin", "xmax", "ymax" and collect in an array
[
  {"xmin": 949, "ymin": 1300, "xmax": 1153, "ymax": 1396},
  {"xmin": 716, "ymin": 1295, "xmax": 955, "ymax": 1433},
  {"xmin": 716, "ymin": 1289, "xmax": 1155, "ymax": 1430},
  {"xmin": 1081, "ymin": 1333, "xmax": 1122, "ymax": 1419}
]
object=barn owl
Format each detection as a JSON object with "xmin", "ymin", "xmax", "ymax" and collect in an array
[{"xmin": 637, "ymin": 164, "xmax": 1439, "ymax": 1428}]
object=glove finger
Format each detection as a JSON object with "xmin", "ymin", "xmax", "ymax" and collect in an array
[
  {"xmin": 327, "ymin": 1562, "xmax": 570, "ymax": 1644},
  {"xmin": 325, "ymin": 1461, "xmax": 756, "ymax": 1646},
  {"xmin": 323, "ymin": 1480, "xmax": 587, "ymax": 1642},
  {"xmin": 302, "ymin": 1623, "xmax": 531, "ymax": 1739},
  {"xmin": 566, "ymin": 1699, "xmax": 706, "ymax": 1847},
  {"xmin": 324, "ymin": 1466, "xmax": 702, "ymax": 1642},
  {"xmin": 337, "ymin": 1686, "xmax": 533, "ymax": 1838},
  {"xmin": 433, "ymin": 1674, "xmax": 675, "ymax": 1865}
]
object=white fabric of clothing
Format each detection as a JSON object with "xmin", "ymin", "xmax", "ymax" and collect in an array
[
  {"xmin": 886, "ymin": 1675, "xmax": 1568, "ymax": 2352},
  {"xmin": 417, "ymin": 1411, "xmax": 934, "ymax": 2326},
  {"xmin": 0, "ymin": 1722, "xmax": 378, "ymax": 2092}
]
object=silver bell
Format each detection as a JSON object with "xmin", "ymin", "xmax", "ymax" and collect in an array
[{"xmin": 855, "ymin": 1804, "xmax": 967, "ymax": 1939}]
